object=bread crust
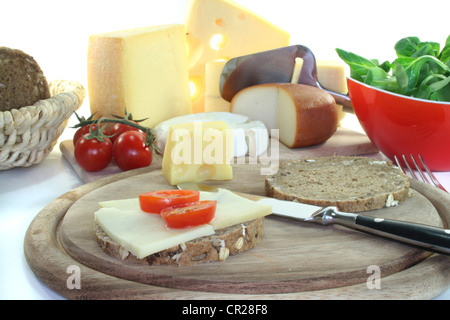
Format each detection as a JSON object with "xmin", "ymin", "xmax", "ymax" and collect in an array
[
  {"xmin": 0, "ymin": 47, "xmax": 50, "ymax": 111},
  {"xmin": 95, "ymin": 217, "xmax": 265, "ymax": 266},
  {"xmin": 266, "ymin": 156, "xmax": 411, "ymax": 212}
]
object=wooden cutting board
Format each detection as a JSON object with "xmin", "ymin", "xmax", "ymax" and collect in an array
[
  {"xmin": 24, "ymin": 164, "xmax": 450, "ymax": 299},
  {"xmin": 60, "ymin": 127, "xmax": 379, "ymax": 183}
]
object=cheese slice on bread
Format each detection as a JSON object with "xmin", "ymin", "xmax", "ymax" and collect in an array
[{"xmin": 94, "ymin": 189, "xmax": 271, "ymax": 266}]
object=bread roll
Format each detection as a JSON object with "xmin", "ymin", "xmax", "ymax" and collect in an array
[
  {"xmin": 0, "ymin": 47, "xmax": 50, "ymax": 111},
  {"xmin": 230, "ymin": 83, "xmax": 338, "ymax": 148}
]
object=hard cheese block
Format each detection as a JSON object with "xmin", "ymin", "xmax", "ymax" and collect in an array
[
  {"xmin": 185, "ymin": 0, "xmax": 290, "ymax": 113},
  {"xmin": 87, "ymin": 24, "xmax": 192, "ymax": 128},
  {"xmin": 162, "ymin": 121, "xmax": 234, "ymax": 185},
  {"xmin": 154, "ymin": 112, "xmax": 269, "ymax": 157},
  {"xmin": 95, "ymin": 190, "xmax": 272, "ymax": 259}
]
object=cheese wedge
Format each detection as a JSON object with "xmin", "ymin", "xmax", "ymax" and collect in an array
[
  {"xmin": 95, "ymin": 189, "xmax": 272, "ymax": 259},
  {"xmin": 162, "ymin": 121, "xmax": 234, "ymax": 185},
  {"xmin": 185, "ymin": 0, "xmax": 290, "ymax": 113},
  {"xmin": 87, "ymin": 24, "xmax": 192, "ymax": 128},
  {"xmin": 154, "ymin": 112, "xmax": 269, "ymax": 157}
]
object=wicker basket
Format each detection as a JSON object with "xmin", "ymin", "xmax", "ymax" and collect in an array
[{"xmin": 0, "ymin": 80, "xmax": 85, "ymax": 170}]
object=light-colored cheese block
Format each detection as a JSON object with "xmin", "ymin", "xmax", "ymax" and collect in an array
[
  {"xmin": 95, "ymin": 189, "xmax": 272, "ymax": 258},
  {"xmin": 316, "ymin": 60, "xmax": 348, "ymax": 94},
  {"xmin": 231, "ymin": 83, "xmax": 338, "ymax": 148},
  {"xmin": 185, "ymin": 0, "xmax": 290, "ymax": 113},
  {"xmin": 154, "ymin": 112, "xmax": 269, "ymax": 157},
  {"xmin": 205, "ymin": 59, "xmax": 230, "ymax": 112},
  {"xmin": 87, "ymin": 24, "xmax": 192, "ymax": 128},
  {"xmin": 162, "ymin": 121, "xmax": 234, "ymax": 185},
  {"xmin": 317, "ymin": 60, "xmax": 347, "ymax": 123}
]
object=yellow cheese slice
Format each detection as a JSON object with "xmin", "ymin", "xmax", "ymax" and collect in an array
[
  {"xmin": 185, "ymin": 0, "xmax": 290, "ymax": 113},
  {"xmin": 162, "ymin": 121, "xmax": 234, "ymax": 185},
  {"xmin": 87, "ymin": 24, "xmax": 192, "ymax": 128},
  {"xmin": 95, "ymin": 190, "xmax": 272, "ymax": 259},
  {"xmin": 95, "ymin": 207, "xmax": 215, "ymax": 259}
]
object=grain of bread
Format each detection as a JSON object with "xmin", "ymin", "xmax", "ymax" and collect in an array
[
  {"xmin": 95, "ymin": 217, "xmax": 265, "ymax": 266},
  {"xmin": 0, "ymin": 47, "xmax": 50, "ymax": 111},
  {"xmin": 265, "ymin": 156, "xmax": 410, "ymax": 212}
]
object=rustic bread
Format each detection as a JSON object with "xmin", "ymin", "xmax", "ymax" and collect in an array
[
  {"xmin": 95, "ymin": 217, "xmax": 265, "ymax": 266},
  {"xmin": 265, "ymin": 156, "xmax": 410, "ymax": 212},
  {"xmin": 0, "ymin": 47, "xmax": 50, "ymax": 111}
]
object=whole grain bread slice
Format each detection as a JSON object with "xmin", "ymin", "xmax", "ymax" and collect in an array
[
  {"xmin": 265, "ymin": 156, "xmax": 410, "ymax": 212},
  {"xmin": 95, "ymin": 217, "xmax": 265, "ymax": 266}
]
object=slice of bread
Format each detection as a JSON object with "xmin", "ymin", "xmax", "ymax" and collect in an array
[
  {"xmin": 265, "ymin": 156, "xmax": 410, "ymax": 212},
  {"xmin": 0, "ymin": 47, "xmax": 50, "ymax": 111},
  {"xmin": 95, "ymin": 217, "xmax": 265, "ymax": 266}
]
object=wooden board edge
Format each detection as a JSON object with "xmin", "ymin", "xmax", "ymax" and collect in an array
[{"xmin": 24, "ymin": 170, "xmax": 450, "ymax": 299}]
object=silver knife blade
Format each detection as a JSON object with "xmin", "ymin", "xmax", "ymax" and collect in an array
[{"xmin": 256, "ymin": 198, "xmax": 321, "ymax": 221}]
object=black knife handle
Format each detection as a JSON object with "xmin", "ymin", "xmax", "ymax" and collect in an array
[{"xmin": 354, "ymin": 215, "xmax": 450, "ymax": 255}]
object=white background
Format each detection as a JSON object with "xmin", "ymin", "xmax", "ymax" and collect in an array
[
  {"xmin": 2, "ymin": 0, "xmax": 449, "ymax": 91},
  {"xmin": 1, "ymin": 0, "xmax": 449, "ymax": 300}
]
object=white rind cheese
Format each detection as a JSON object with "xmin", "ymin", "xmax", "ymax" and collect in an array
[{"xmin": 95, "ymin": 189, "xmax": 272, "ymax": 259}]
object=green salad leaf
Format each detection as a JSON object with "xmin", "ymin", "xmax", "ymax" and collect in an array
[{"xmin": 336, "ymin": 35, "xmax": 450, "ymax": 102}]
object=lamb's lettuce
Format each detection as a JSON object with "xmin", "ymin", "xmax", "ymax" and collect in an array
[{"xmin": 336, "ymin": 35, "xmax": 450, "ymax": 102}]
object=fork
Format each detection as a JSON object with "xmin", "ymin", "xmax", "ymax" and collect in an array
[{"xmin": 394, "ymin": 154, "xmax": 448, "ymax": 193}]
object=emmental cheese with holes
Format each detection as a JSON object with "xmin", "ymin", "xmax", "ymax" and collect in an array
[
  {"xmin": 185, "ymin": 0, "xmax": 290, "ymax": 113},
  {"xmin": 87, "ymin": 24, "xmax": 192, "ymax": 128},
  {"xmin": 162, "ymin": 121, "xmax": 234, "ymax": 185}
]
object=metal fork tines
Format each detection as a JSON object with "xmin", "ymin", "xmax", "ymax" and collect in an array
[{"xmin": 394, "ymin": 154, "xmax": 448, "ymax": 193}]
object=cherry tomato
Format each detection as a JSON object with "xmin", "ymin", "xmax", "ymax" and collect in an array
[
  {"xmin": 74, "ymin": 135, "xmax": 113, "ymax": 172},
  {"xmin": 108, "ymin": 122, "xmax": 142, "ymax": 145},
  {"xmin": 73, "ymin": 123, "xmax": 106, "ymax": 146},
  {"xmin": 161, "ymin": 200, "xmax": 217, "ymax": 229},
  {"xmin": 113, "ymin": 131, "xmax": 152, "ymax": 171},
  {"xmin": 139, "ymin": 190, "xmax": 200, "ymax": 214}
]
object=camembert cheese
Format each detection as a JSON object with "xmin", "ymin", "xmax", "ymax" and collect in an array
[
  {"xmin": 162, "ymin": 121, "xmax": 234, "ymax": 185},
  {"xmin": 87, "ymin": 24, "xmax": 192, "ymax": 128},
  {"xmin": 95, "ymin": 190, "xmax": 272, "ymax": 259}
]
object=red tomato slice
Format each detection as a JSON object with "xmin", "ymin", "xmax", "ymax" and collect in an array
[
  {"xmin": 161, "ymin": 200, "xmax": 217, "ymax": 229},
  {"xmin": 139, "ymin": 190, "xmax": 200, "ymax": 214}
]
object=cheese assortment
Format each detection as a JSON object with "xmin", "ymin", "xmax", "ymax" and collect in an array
[
  {"xmin": 162, "ymin": 121, "xmax": 234, "ymax": 185},
  {"xmin": 154, "ymin": 112, "xmax": 269, "ymax": 157},
  {"xmin": 82, "ymin": 0, "xmax": 350, "ymax": 180},
  {"xmin": 95, "ymin": 190, "xmax": 272, "ymax": 259},
  {"xmin": 185, "ymin": 0, "xmax": 290, "ymax": 113},
  {"xmin": 87, "ymin": 24, "xmax": 192, "ymax": 128}
]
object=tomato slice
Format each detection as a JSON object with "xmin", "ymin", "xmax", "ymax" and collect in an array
[
  {"xmin": 139, "ymin": 190, "xmax": 200, "ymax": 214},
  {"xmin": 161, "ymin": 200, "xmax": 217, "ymax": 229}
]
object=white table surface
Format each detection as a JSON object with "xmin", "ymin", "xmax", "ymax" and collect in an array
[{"xmin": 0, "ymin": 113, "xmax": 449, "ymax": 300}]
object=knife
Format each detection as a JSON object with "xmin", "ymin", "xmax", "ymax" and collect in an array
[{"xmin": 177, "ymin": 182, "xmax": 450, "ymax": 256}]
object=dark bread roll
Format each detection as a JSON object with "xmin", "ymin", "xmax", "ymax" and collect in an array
[{"xmin": 0, "ymin": 47, "xmax": 50, "ymax": 111}]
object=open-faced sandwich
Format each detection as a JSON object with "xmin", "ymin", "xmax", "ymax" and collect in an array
[{"xmin": 94, "ymin": 188, "xmax": 271, "ymax": 266}]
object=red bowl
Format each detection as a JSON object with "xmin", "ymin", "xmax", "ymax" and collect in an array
[{"xmin": 347, "ymin": 77, "xmax": 450, "ymax": 171}]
